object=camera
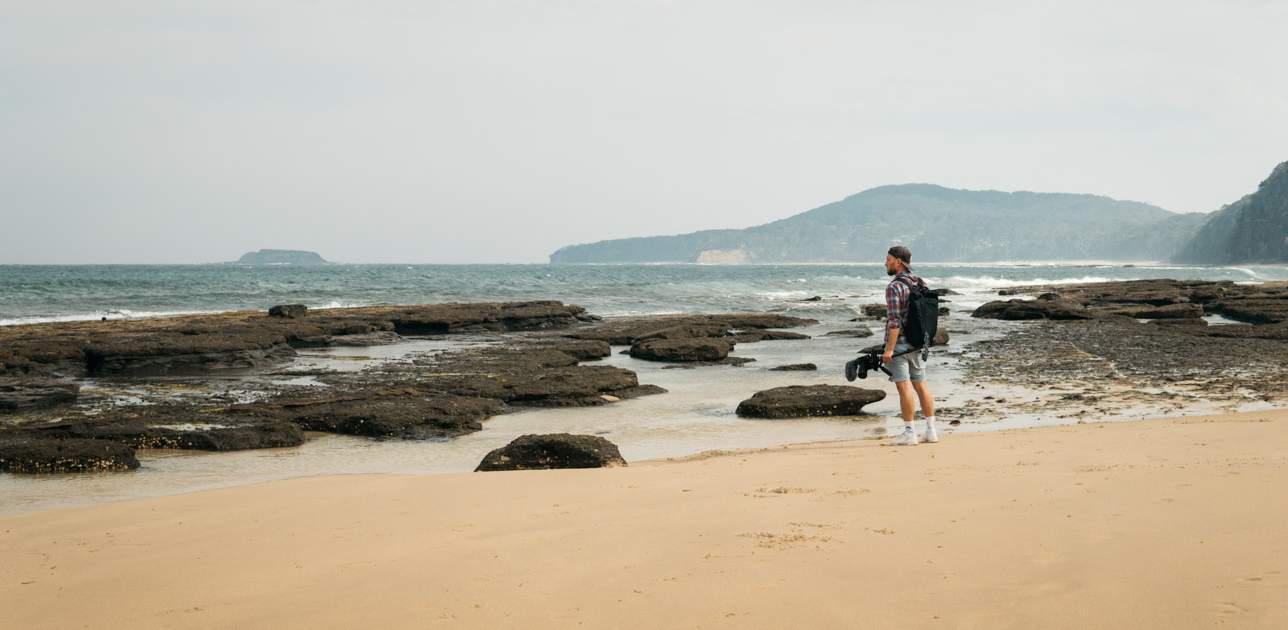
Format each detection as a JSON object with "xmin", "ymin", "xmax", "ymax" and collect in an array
[{"xmin": 844, "ymin": 352, "xmax": 889, "ymax": 381}]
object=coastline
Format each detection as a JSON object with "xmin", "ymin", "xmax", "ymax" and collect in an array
[
  {"xmin": 3, "ymin": 408, "xmax": 1286, "ymax": 629},
  {"xmin": 5, "ymin": 276, "xmax": 1288, "ymax": 515}
]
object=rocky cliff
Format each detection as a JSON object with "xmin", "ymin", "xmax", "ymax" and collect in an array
[{"xmin": 1174, "ymin": 161, "xmax": 1288, "ymax": 264}]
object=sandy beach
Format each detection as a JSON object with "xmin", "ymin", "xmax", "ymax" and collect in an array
[{"xmin": 3, "ymin": 408, "xmax": 1285, "ymax": 629}]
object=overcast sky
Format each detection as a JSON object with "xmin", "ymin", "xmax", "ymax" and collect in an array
[{"xmin": 2, "ymin": 1, "xmax": 1285, "ymax": 264}]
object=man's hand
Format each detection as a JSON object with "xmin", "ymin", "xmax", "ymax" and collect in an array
[{"xmin": 883, "ymin": 326, "xmax": 899, "ymax": 364}]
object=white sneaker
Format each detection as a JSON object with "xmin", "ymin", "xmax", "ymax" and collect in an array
[
  {"xmin": 891, "ymin": 426, "xmax": 918, "ymax": 446},
  {"xmin": 922, "ymin": 424, "xmax": 939, "ymax": 443}
]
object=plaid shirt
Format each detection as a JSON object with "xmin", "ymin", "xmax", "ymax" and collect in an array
[{"xmin": 884, "ymin": 271, "xmax": 924, "ymax": 345}]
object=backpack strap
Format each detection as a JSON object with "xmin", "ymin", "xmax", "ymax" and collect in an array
[{"xmin": 894, "ymin": 274, "xmax": 926, "ymax": 294}]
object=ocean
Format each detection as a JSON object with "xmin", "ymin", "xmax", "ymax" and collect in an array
[{"xmin": 3, "ymin": 262, "xmax": 1286, "ymax": 325}]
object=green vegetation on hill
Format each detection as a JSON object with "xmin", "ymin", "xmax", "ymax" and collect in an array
[
  {"xmin": 1174, "ymin": 162, "xmax": 1288, "ymax": 264},
  {"xmin": 550, "ymin": 184, "xmax": 1206, "ymax": 263}
]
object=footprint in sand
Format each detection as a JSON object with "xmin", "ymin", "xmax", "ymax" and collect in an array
[
  {"xmin": 750, "ymin": 486, "xmax": 816, "ymax": 498},
  {"xmin": 738, "ymin": 522, "xmax": 838, "ymax": 549}
]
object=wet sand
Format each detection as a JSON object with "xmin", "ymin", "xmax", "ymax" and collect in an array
[{"xmin": 3, "ymin": 408, "xmax": 1286, "ymax": 629}]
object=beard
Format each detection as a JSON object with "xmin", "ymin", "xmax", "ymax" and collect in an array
[{"xmin": 886, "ymin": 266, "xmax": 896, "ymax": 276}]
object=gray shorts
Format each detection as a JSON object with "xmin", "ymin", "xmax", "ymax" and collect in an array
[{"xmin": 887, "ymin": 341, "xmax": 926, "ymax": 383}]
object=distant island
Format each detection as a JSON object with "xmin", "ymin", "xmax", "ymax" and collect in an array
[{"xmin": 233, "ymin": 249, "xmax": 329, "ymax": 265}]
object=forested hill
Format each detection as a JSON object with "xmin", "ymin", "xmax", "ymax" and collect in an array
[
  {"xmin": 1173, "ymin": 161, "xmax": 1288, "ymax": 264},
  {"xmin": 550, "ymin": 184, "xmax": 1206, "ymax": 263}
]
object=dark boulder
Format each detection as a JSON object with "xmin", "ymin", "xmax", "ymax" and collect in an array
[
  {"xmin": 629, "ymin": 338, "xmax": 733, "ymax": 362},
  {"xmin": 0, "ymin": 437, "xmax": 139, "ymax": 474},
  {"xmin": 0, "ymin": 379, "xmax": 80, "ymax": 413},
  {"xmin": 972, "ymin": 299, "xmax": 1096, "ymax": 320},
  {"xmin": 475, "ymin": 433, "xmax": 627, "ymax": 471},
  {"xmin": 736, "ymin": 385, "xmax": 886, "ymax": 419},
  {"xmin": 269, "ymin": 304, "xmax": 309, "ymax": 319},
  {"xmin": 769, "ymin": 363, "xmax": 818, "ymax": 371}
]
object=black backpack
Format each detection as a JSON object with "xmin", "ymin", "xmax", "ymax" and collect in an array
[{"xmin": 895, "ymin": 276, "xmax": 939, "ymax": 349}]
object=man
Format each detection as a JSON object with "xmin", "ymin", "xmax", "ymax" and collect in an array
[{"xmin": 881, "ymin": 245, "xmax": 937, "ymax": 445}]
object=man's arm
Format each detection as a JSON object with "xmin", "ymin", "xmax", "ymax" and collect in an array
[
  {"xmin": 882, "ymin": 282, "xmax": 905, "ymax": 363},
  {"xmin": 882, "ymin": 326, "xmax": 900, "ymax": 364}
]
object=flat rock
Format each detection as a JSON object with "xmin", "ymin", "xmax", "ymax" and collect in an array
[
  {"xmin": 769, "ymin": 363, "xmax": 818, "ymax": 371},
  {"xmin": 570, "ymin": 313, "xmax": 816, "ymax": 345},
  {"xmin": 428, "ymin": 365, "xmax": 646, "ymax": 407},
  {"xmin": 824, "ymin": 328, "xmax": 874, "ymax": 338},
  {"xmin": 0, "ymin": 437, "xmax": 140, "ymax": 474},
  {"xmin": 326, "ymin": 331, "xmax": 404, "ymax": 347},
  {"xmin": 389, "ymin": 301, "xmax": 588, "ymax": 335},
  {"xmin": 709, "ymin": 313, "xmax": 818, "ymax": 329},
  {"xmin": 1209, "ymin": 296, "xmax": 1288, "ymax": 324},
  {"xmin": 735, "ymin": 385, "xmax": 886, "ymax": 418},
  {"xmin": 630, "ymin": 338, "xmax": 733, "ymax": 362},
  {"xmin": 35, "ymin": 415, "xmax": 305, "ymax": 451},
  {"xmin": 0, "ymin": 300, "xmax": 591, "ymax": 377},
  {"xmin": 0, "ymin": 379, "xmax": 80, "ymax": 413},
  {"xmin": 529, "ymin": 339, "xmax": 613, "ymax": 361},
  {"xmin": 83, "ymin": 328, "xmax": 298, "ymax": 376},
  {"xmin": 1204, "ymin": 321, "xmax": 1288, "ymax": 340},
  {"xmin": 475, "ymin": 433, "xmax": 627, "ymax": 471},
  {"xmin": 728, "ymin": 330, "xmax": 811, "ymax": 343},
  {"xmin": 1152, "ymin": 318, "xmax": 1208, "ymax": 327},
  {"xmin": 1108, "ymin": 303, "xmax": 1206, "ymax": 319},
  {"xmin": 275, "ymin": 395, "xmax": 504, "ymax": 439},
  {"xmin": 633, "ymin": 323, "xmax": 731, "ymax": 342},
  {"xmin": 972, "ymin": 299, "xmax": 1096, "ymax": 320}
]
